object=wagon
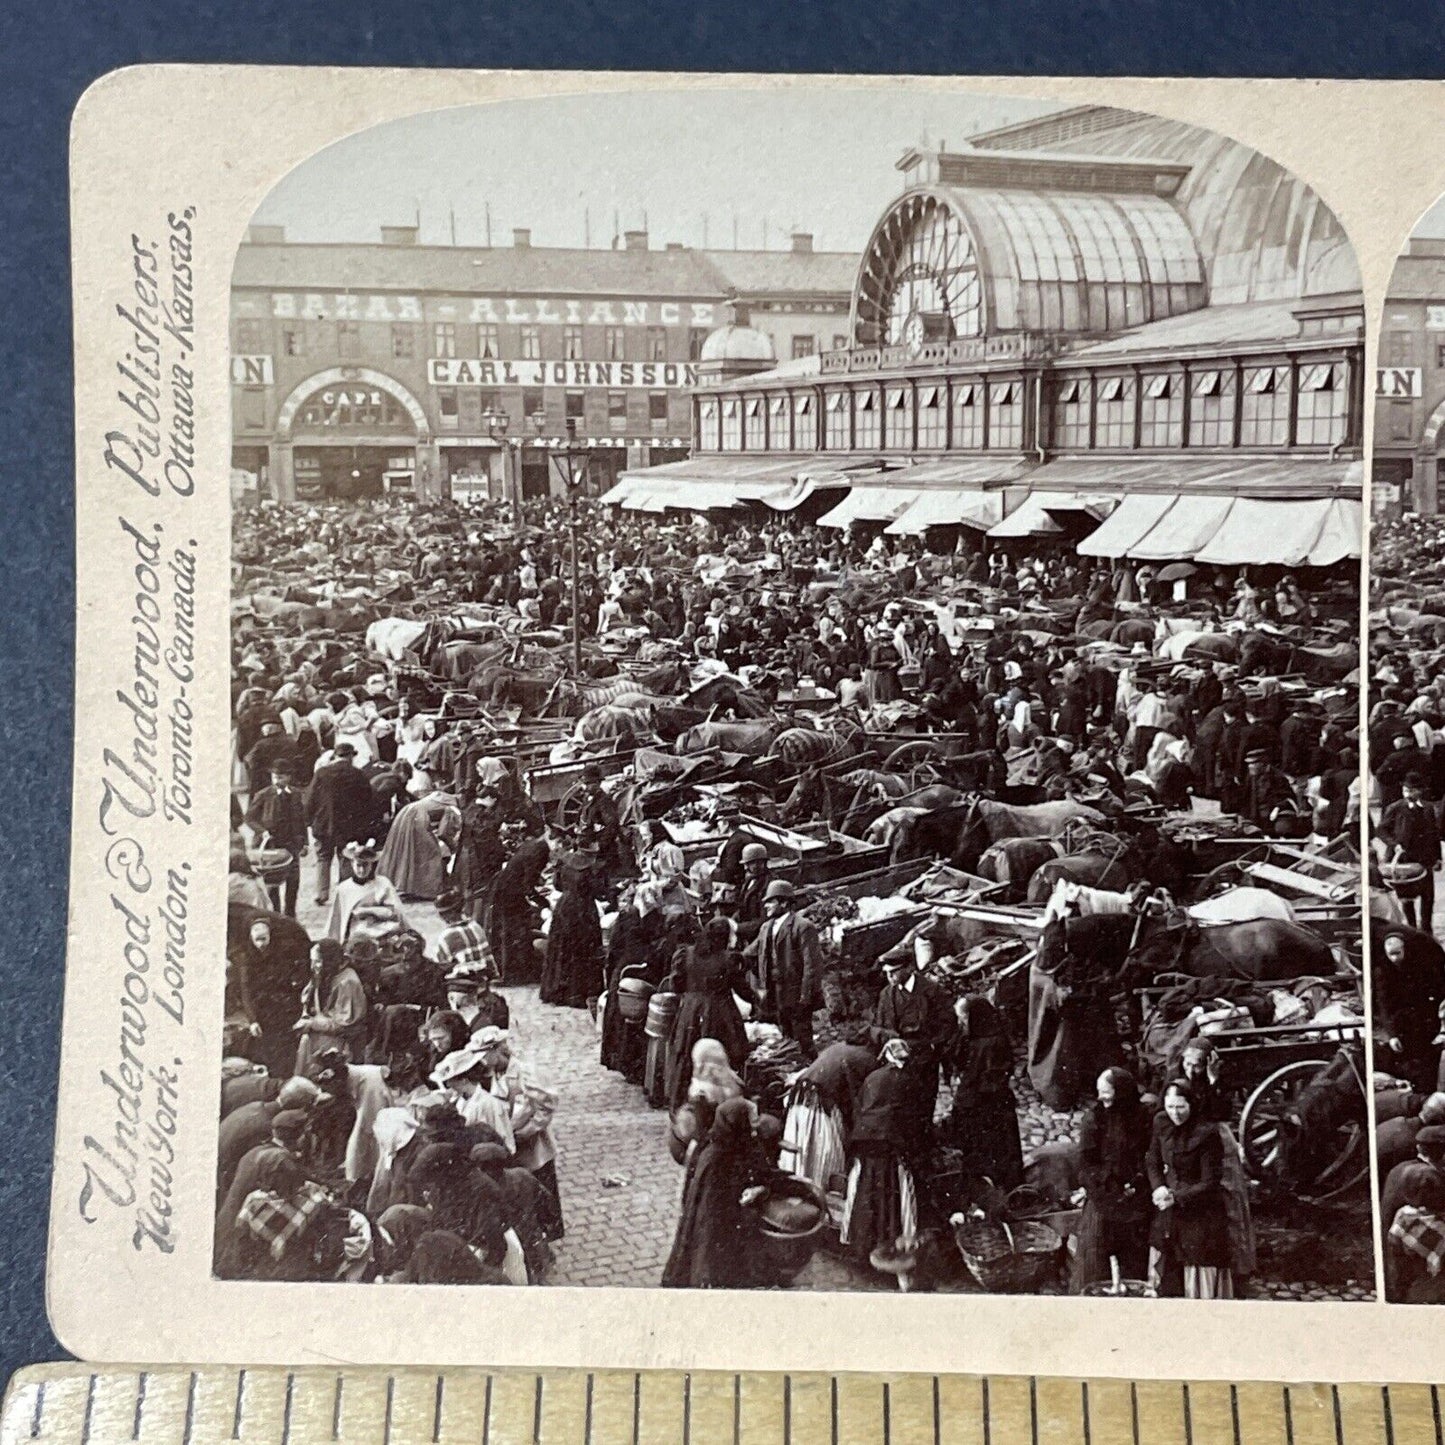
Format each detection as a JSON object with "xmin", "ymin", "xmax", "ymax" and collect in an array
[{"xmin": 525, "ymin": 746, "xmax": 638, "ymax": 823}]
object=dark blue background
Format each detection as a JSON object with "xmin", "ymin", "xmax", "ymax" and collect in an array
[{"xmin": 1, "ymin": 0, "xmax": 1439, "ymax": 1384}]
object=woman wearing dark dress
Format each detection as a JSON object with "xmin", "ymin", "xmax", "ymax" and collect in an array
[
  {"xmin": 487, "ymin": 838, "xmax": 550, "ymax": 985},
  {"xmin": 1147, "ymin": 1080, "xmax": 1233, "ymax": 1299},
  {"xmin": 662, "ymin": 1098, "xmax": 771, "ymax": 1289},
  {"xmin": 599, "ymin": 902, "xmax": 654, "ymax": 1082},
  {"xmin": 944, "ymin": 995, "xmax": 1024, "ymax": 1193},
  {"xmin": 1070, "ymin": 1066, "xmax": 1153, "ymax": 1293},
  {"xmin": 839, "ymin": 1050, "xmax": 920, "ymax": 1279},
  {"xmin": 664, "ymin": 917, "xmax": 752, "ymax": 1111},
  {"xmin": 539, "ymin": 857, "xmax": 604, "ymax": 1009},
  {"xmin": 450, "ymin": 789, "xmax": 507, "ymax": 928}
]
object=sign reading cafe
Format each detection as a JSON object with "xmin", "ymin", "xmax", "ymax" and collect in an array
[
  {"xmin": 429, "ymin": 358, "xmax": 699, "ymax": 390},
  {"xmin": 270, "ymin": 293, "xmax": 717, "ymax": 327}
]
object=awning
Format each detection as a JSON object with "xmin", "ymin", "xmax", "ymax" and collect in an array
[
  {"xmin": 612, "ymin": 456, "xmax": 802, "ymax": 511},
  {"xmin": 885, "ymin": 490, "xmax": 1004, "ymax": 534},
  {"xmin": 987, "ymin": 492, "xmax": 1118, "ymax": 538},
  {"xmin": 1129, "ymin": 494, "xmax": 1236, "ymax": 560},
  {"xmin": 1076, "ymin": 494, "xmax": 1177, "ymax": 557},
  {"xmin": 817, "ymin": 487, "xmax": 924, "ymax": 528},
  {"xmin": 1022, "ymin": 454, "xmax": 1363, "ymax": 499},
  {"xmin": 1194, "ymin": 497, "xmax": 1362, "ymax": 567}
]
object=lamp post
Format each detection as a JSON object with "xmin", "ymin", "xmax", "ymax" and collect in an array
[
  {"xmin": 549, "ymin": 418, "xmax": 592, "ymax": 677},
  {"xmin": 481, "ymin": 406, "xmax": 512, "ymax": 508}
]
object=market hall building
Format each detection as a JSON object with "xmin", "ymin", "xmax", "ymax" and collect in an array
[
  {"xmin": 1374, "ymin": 235, "xmax": 1445, "ymax": 517},
  {"xmin": 618, "ymin": 106, "xmax": 1365, "ymax": 572},
  {"xmin": 229, "ymin": 225, "xmax": 855, "ymax": 503}
]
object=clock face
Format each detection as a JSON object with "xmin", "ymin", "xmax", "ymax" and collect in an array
[{"xmin": 904, "ymin": 310, "xmax": 925, "ymax": 355}]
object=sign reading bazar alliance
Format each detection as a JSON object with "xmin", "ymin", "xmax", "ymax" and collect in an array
[
  {"xmin": 429, "ymin": 358, "xmax": 699, "ymax": 389},
  {"xmin": 269, "ymin": 293, "xmax": 718, "ymax": 327}
]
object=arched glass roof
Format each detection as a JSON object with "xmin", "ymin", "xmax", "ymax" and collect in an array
[{"xmin": 853, "ymin": 185, "xmax": 1206, "ymax": 344}]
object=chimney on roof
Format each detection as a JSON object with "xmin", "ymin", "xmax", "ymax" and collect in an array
[
  {"xmin": 624, "ymin": 229, "xmax": 649, "ymax": 251},
  {"xmin": 246, "ymin": 224, "xmax": 286, "ymax": 244},
  {"xmin": 790, "ymin": 231, "xmax": 814, "ymax": 254},
  {"xmin": 381, "ymin": 224, "xmax": 419, "ymax": 246},
  {"xmin": 665, "ymin": 242, "xmax": 684, "ymax": 251},
  {"xmin": 512, "ymin": 228, "xmax": 532, "ymax": 248}
]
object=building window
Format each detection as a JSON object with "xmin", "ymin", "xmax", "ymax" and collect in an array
[
  {"xmin": 282, "ymin": 325, "xmax": 305, "ymax": 357},
  {"xmin": 565, "ymin": 390, "xmax": 586, "ymax": 422},
  {"xmin": 853, "ymin": 389, "xmax": 880, "ymax": 450},
  {"xmin": 1295, "ymin": 361, "xmax": 1348, "ymax": 445},
  {"xmin": 688, "ymin": 328, "xmax": 709, "ymax": 362},
  {"xmin": 745, "ymin": 397, "xmax": 767, "ymax": 450},
  {"xmin": 1239, "ymin": 364, "xmax": 1291, "ymax": 446},
  {"xmin": 1381, "ymin": 330, "xmax": 1416, "ymax": 366},
  {"xmin": 391, "ymin": 324, "xmax": 414, "ymax": 359},
  {"xmin": 337, "ymin": 321, "xmax": 361, "ymax": 359},
  {"xmin": 478, "ymin": 324, "xmax": 500, "ymax": 360},
  {"xmin": 793, "ymin": 393, "xmax": 817, "ymax": 451},
  {"xmin": 721, "ymin": 399, "xmax": 742, "ymax": 451},
  {"xmin": 1051, "ymin": 376, "xmax": 1091, "ymax": 449},
  {"xmin": 647, "ymin": 327, "xmax": 667, "ymax": 362},
  {"xmin": 792, "ymin": 335, "xmax": 816, "ymax": 360},
  {"xmin": 476, "ymin": 389, "xmax": 501, "ymax": 419},
  {"xmin": 650, "ymin": 392, "xmax": 671, "ymax": 425},
  {"xmin": 916, "ymin": 385, "xmax": 945, "ymax": 448},
  {"xmin": 989, "ymin": 381, "xmax": 1023, "ymax": 450},
  {"xmin": 699, "ymin": 399, "xmax": 720, "ymax": 451},
  {"xmin": 236, "ymin": 318, "xmax": 265, "ymax": 353},
  {"xmin": 521, "ymin": 388, "xmax": 544, "ymax": 423},
  {"xmin": 1094, "ymin": 374, "xmax": 1135, "ymax": 448},
  {"xmin": 884, "ymin": 386, "xmax": 914, "ymax": 450},
  {"xmin": 825, "ymin": 390, "xmax": 850, "ymax": 449},
  {"xmin": 953, "ymin": 383, "xmax": 984, "ymax": 449},
  {"xmin": 438, "ymin": 387, "xmax": 459, "ymax": 427},
  {"xmin": 1389, "ymin": 399, "xmax": 1415, "ymax": 442},
  {"xmin": 521, "ymin": 326, "xmax": 542, "ymax": 360},
  {"xmin": 240, "ymin": 388, "xmax": 267, "ymax": 430},
  {"xmin": 1139, "ymin": 371, "xmax": 1183, "ymax": 448},
  {"xmin": 564, "ymin": 326, "xmax": 584, "ymax": 361},
  {"xmin": 607, "ymin": 391, "xmax": 629, "ymax": 426},
  {"xmin": 606, "ymin": 327, "xmax": 626, "ymax": 362},
  {"xmin": 1188, "ymin": 369, "xmax": 1237, "ymax": 446},
  {"xmin": 434, "ymin": 322, "xmax": 457, "ymax": 358}
]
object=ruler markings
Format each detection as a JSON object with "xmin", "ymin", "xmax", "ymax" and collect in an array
[
  {"xmin": 739, "ymin": 1372, "xmax": 787, "ymax": 1445},
  {"xmin": 432, "ymin": 1376, "xmax": 443, "ymax": 1445},
  {"xmin": 781, "ymin": 1371, "xmax": 827, "ymax": 1445},
  {"xmin": 1033, "ymin": 1377, "xmax": 1082, "ymax": 1445},
  {"xmin": 883, "ymin": 1374, "xmax": 932, "ymax": 1445},
  {"xmin": 1080, "ymin": 1383, "xmax": 1090, "ymax": 1445}
]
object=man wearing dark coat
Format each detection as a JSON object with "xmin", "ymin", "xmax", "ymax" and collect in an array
[
  {"xmin": 1381, "ymin": 773, "xmax": 1443, "ymax": 933},
  {"xmin": 746, "ymin": 879, "xmax": 823, "ymax": 1058},
  {"xmin": 305, "ymin": 742, "xmax": 380, "ymax": 905},
  {"xmin": 870, "ymin": 937, "xmax": 955, "ymax": 1149}
]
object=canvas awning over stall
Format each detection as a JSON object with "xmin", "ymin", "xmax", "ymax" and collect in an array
[
  {"xmin": 817, "ymin": 486, "xmax": 924, "ymax": 528},
  {"xmin": 987, "ymin": 492, "xmax": 1118, "ymax": 538},
  {"xmin": 606, "ymin": 457, "xmax": 803, "ymax": 510}
]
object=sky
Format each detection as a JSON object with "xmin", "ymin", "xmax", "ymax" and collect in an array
[{"xmin": 251, "ymin": 88, "xmax": 1068, "ymax": 253}]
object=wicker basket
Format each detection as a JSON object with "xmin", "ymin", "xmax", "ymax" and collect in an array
[
  {"xmin": 953, "ymin": 1216, "xmax": 1062, "ymax": 1294},
  {"xmin": 247, "ymin": 847, "xmax": 294, "ymax": 883}
]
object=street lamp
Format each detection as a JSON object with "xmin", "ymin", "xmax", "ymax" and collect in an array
[
  {"xmin": 549, "ymin": 418, "xmax": 592, "ymax": 677},
  {"xmin": 481, "ymin": 405, "xmax": 511, "ymax": 506}
]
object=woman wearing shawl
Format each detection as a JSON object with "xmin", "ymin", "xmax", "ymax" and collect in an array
[
  {"xmin": 839, "ymin": 1048, "xmax": 919, "ymax": 1278},
  {"xmin": 540, "ymin": 855, "xmax": 604, "ymax": 1009},
  {"xmin": 1142, "ymin": 735, "xmax": 1195, "ymax": 812},
  {"xmin": 488, "ymin": 838, "xmax": 550, "ymax": 984},
  {"xmin": 1180, "ymin": 1039, "xmax": 1257, "ymax": 1281},
  {"xmin": 863, "ymin": 624, "xmax": 902, "ymax": 708},
  {"xmin": 945, "ymin": 996, "xmax": 1024, "ymax": 1193},
  {"xmin": 376, "ymin": 786, "xmax": 461, "ymax": 901},
  {"xmin": 294, "ymin": 940, "xmax": 368, "ymax": 1076},
  {"xmin": 662, "ymin": 1097, "xmax": 770, "ymax": 1289},
  {"xmin": 374, "ymin": 1203, "xmax": 432, "ymax": 1280},
  {"xmin": 405, "ymin": 1142, "xmax": 516, "ymax": 1279},
  {"xmin": 664, "ymin": 917, "xmax": 752, "ymax": 1110},
  {"xmin": 1070, "ymin": 1067, "xmax": 1153, "ymax": 1292},
  {"xmin": 780, "ymin": 1033, "xmax": 877, "ymax": 1196},
  {"xmin": 450, "ymin": 783, "xmax": 506, "ymax": 926},
  {"xmin": 1147, "ymin": 1079, "xmax": 1232, "ymax": 1299},
  {"xmin": 367, "ymin": 1107, "xmax": 421, "ymax": 1216},
  {"xmin": 598, "ymin": 898, "xmax": 657, "ymax": 1081}
]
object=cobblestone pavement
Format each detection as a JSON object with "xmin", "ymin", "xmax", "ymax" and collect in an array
[{"xmin": 288, "ymin": 860, "xmax": 1374, "ymax": 1299}]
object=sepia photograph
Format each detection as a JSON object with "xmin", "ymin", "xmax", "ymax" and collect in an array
[
  {"xmin": 1366, "ymin": 197, "xmax": 1445, "ymax": 1304},
  {"xmin": 218, "ymin": 88, "xmax": 1373, "ymax": 1304}
]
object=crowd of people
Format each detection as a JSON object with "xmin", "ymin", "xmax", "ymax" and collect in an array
[
  {"xmin": 1367, "ymin": 516, "xmax": 1445, "ymax": 1304},
  {"xmin": 220, "ymin": 488, "xmax": 1364, "ymax": 1295}
]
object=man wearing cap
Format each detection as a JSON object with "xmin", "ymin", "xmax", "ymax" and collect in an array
[
  {"xmin": 1240, "ymin": 748, "xmax": 1302, "ymax": 836},
  {"xmin": 306, "ymin": 741, "xmax": 381, "ymax": 906},
  {"xmin": 871, "ymin": 933, "xmax": 955, "ymax": 1149},
  {"xmin": 1381, "ymin": 774, "xmax": 1443, "ymax": 933},
  {"xmin": 746, "ymin": 878, "xmax": 823, "ymax": 1058},
  {"xmin": 245, "ymin": 760, "xmax": 307, "ymax": 916},
  {"xmin": 734, "ymin": 842, "xmax": 771, "ymax": 938},
  {"xmin": 434, "ymin": 888, "xmax": 499, "ymax": 985},
  {"xmin": 242, "ymin": 717, "xmax": 301, "ymax": 803}
]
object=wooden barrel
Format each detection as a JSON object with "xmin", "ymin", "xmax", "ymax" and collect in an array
[{"xmin": 645, "ymin": 991, "xmax": 680, "ymax": 1039}]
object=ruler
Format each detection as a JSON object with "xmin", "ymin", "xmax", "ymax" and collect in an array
[{"xmin": 1, "ymin": 1366, "xmax": 1439, "ymax": 1444}]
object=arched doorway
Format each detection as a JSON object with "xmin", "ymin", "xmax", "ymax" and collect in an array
[
  {"xmin": 274, "ymin": 368, "xmax": 430, "ymax": 501},
  {"xmin": 1415, "ymin": 395, "xmax": 1445, "ymax": 516}
]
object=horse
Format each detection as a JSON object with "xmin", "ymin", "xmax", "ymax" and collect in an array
[
  {"xmin": 768, "ymin": 720, "xmax": 868, "ymax": 768},
  {"xmin": 1024, "ymin": 850, "xmax": 1136, "ymax": 903},
  {"xmin": 979, "ymin": 838, "xmax": 1066, "ymax": 900},
  {"xmin": 572, "ymin": 703, "xmax": 656, "ymax": 747},
  {"xmin": 1117, "ymin": 914, "xmax": 1338, "ymax": 991},
  {"xmin": 950, "ymin": 795, "xmax": 1106, "ymax": 872}
]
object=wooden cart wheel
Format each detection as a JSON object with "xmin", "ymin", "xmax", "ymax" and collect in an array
[
  {"xmin": 1238, "ymin": 1059, "xmax": 1368, "ymax": 1201},
  {"xmin": 884, "ymin": 740, "xmax": 946, "ymax": 773},
  {"xmin": 556, "ymin": 781, "xmax": 587, "ymax": 832}
]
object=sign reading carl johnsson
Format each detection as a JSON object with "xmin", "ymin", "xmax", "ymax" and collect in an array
[{"xmin": 46, "ymin": 66, "xmax": 1445, "ymax": 1387}]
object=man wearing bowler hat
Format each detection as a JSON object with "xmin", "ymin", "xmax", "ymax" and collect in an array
[
  {"xmin": 1381, "ymin": 773, "xmax": 1443, "ymax": 934},
  {"xmin": 245, "ymin": 758, "xmax": 307, "ymax": 916},
  {"xmin": 746, "ymin": 878, "xmax": 823, "ymax": 1058}
]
